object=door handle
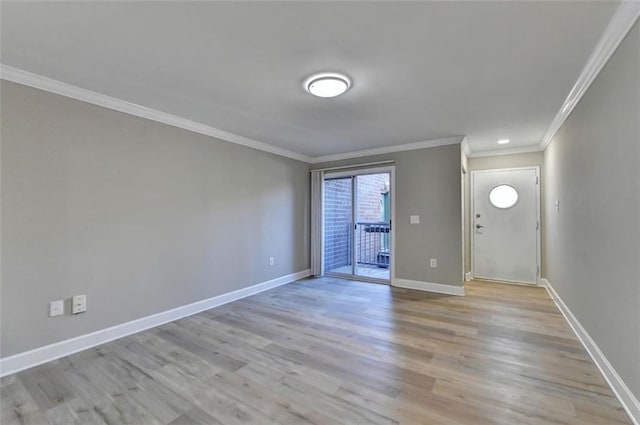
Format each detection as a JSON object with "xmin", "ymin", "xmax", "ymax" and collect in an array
[{"xmin": 476, "ymin": 224, "xmax": 484, "ymax": 229}]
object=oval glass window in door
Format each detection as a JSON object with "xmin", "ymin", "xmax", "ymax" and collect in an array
[{"xmin": 489, "ymin": 185, "xmax": 518, "ymax": 209}]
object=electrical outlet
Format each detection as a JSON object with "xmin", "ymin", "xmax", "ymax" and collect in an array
[
  {"xmin": 430, "ymin": 258, "xmax": 437, "ymax": 268},
  {"xmin": 555, "ymin": 200, "xmax": 560, "ymax": 211},
  {"xmin": 269, "ymin": 257, "xmax": 275, "ymax": 266},
  {"xmin": 410, "ymin": 215, "xmax": 420, "ymax": 224},
  {"xmin": 72, "ymin": 295, "xmax": 87, "ymax": 315},
  {"xmin": 49, "ymin": 300, "xmax": 64, "ymax": 317}
]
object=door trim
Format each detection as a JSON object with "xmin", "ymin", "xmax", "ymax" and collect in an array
[
  {"xmin": 323, "ymin": 166, "xmax": 396, "ymax": 284},
  {"xmin": 470, "ymin": 166, "xmax": 541, "ymax": 285}
]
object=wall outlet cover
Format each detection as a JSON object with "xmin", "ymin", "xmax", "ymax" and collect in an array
[
  {"xmin": 72, "ymin": 295, "xmax": 87, "ymax": 314},
  {"xmin": 49, "ymin": 300, "xmax": 64, "ymax": 317},
  {"xmin": 410, "ymin": 215, "xmax": 420, "ymax": 224}
]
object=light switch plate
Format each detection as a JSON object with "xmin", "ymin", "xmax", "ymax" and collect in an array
[
  {"xmin": 410, "ymin": 215, "xmax": 420, "ymax": 224},
  {"xmin": 49, "ymin": 300, "xmax": 64, "ymax": 317},
  {"xmin": 72, "ymin": 295, "xmax": 87, "ymax": 314}
]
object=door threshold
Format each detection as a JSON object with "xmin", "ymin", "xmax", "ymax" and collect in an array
[
  {"xmin": 325, "ymin": 272, "xmax": 390, "ymax": 285},
  {"xmin": 472, "ymin": 278, "xmax": 538, "ymax": 287}
]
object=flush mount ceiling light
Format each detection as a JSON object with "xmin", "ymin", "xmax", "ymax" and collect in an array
[
  {"xmin": 305, "ymin": 72, "xmax": 351, "ymax": 98},
  {"xmin": 497, "ymin": 139, "xmax": 511, "ymax": 145}
]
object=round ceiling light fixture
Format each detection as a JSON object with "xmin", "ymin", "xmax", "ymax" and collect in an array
[{"xmin": 305, "ymin": 72, "xmax": 351, "ymax": 98}]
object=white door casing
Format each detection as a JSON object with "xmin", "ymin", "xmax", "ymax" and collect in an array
[{"xmin": 471, "ymin": 167, "xmax": 540, "ymax": 284}]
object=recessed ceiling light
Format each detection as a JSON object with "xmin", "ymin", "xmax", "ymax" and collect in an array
[
  {"xmin": 305, "ymin": 72, "xmax": 351, "ymax": 98},
  {"xmin": 497, "ymin": 139, "xmax": 510, "ymax": 145}
]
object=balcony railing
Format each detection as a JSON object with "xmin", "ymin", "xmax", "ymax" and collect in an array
[{"xmin": 356, "ymin": 221, "xmax": 390, "ymax": 268}]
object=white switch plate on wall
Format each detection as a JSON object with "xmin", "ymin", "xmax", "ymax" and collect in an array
[
  {"xmin": 72, "ymin": 295, "xmax": 87, "ymax": 314},
  {"xmin": 410, "ymin": 215, "xmax": 420, "ymax": 224},
  {"xmin": 430, "ymin": 258, "xmax": 437, "ymax": 268},
  {"xmin": 49, "ymin": 300, "xmax": 64, "ymax": 317}
]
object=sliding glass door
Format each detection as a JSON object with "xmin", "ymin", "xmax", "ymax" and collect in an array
[{"xmin": 323, "ymin": 169, "xmax": 392, "ymax": 283}]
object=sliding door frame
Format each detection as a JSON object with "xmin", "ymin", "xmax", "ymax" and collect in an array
[{"xmin": 323, "ymin": 166, "xmax": 396, "ymax": 285}]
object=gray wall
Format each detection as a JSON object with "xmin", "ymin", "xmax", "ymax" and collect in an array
[
  {"xmin": 464, "ymin": 152, "xmax": 544, "ymax": 273},
  {"xmin": 315, "ymin": 144, "xmax": 463, "ymax": 287},
  {"xmin": 468, "ymin": 151, "xmax": 543, "ymax": 171},
  {"xmin": 1, "ymin": 81, "xmax": 310, "ymax": 357},
  {"xmin": 543, "ymin": 21, "xmax": 640, "ymax": 397}
]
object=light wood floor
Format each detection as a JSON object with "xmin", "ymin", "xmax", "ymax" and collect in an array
[{"xmin": 1, "ymin": 277, "xmax": 631, "ymax": 425}]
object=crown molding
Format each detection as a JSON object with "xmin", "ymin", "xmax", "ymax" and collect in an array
[
  {"xmin": 467, "ymin": 144, "xmax": 543, "ymax": 158},
  {"xmin": 460, "ymin": 137, "xmax": 471, "ymax": 157},
  {"xmin": 540, "ymin": 1, "xmax": 640, "ymax": 151},
  {"xmin": 309, "ymin": 135, "xmax": 464, "ymax": 164},
  {"xmin": 0, "ymin": 64, "xmax": 313, "ymax": 163},
  {"xmin": 4, "ymin": 2, "xmax": 638, "ymax": 166},
  {"xmin": 1, "ymin": 65, "xmax": 465, "ymax": 164}
]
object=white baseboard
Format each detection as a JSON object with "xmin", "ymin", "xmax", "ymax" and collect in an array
[
  {"xmin": 541, "ymin": 278, "xmax": 640, "ymax": 425},
  {"xmin": 465, "ymin": 272, "xmax": 472, "ymax": 281},
  {"xmin": 393, "ymin": 278, "xmax": 465, "ymax": 296},
  {"xmin": 0, "ymin": 269, "xmax": 311, "ymax": 378}
]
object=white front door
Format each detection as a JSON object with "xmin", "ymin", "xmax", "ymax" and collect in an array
[{"xmin": 472, "ymin": 168, "xmax": 539, "ymax": 284}]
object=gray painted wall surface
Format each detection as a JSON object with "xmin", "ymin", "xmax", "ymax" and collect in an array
[
  {"xmin": 464, "ymin": 152, "xmax": 544, "ymax": 273},
  {"xmin": 315, "ymin": 144, "xmax": 463, "ymax": 287},
  {"xmin": 1, "ymin": 81, "xmax": 311, "ymax": 357},
  {"xmin": 544, "ymin": 22, "xmax": 640, "ymax": 397},
  {"xmin": 468, "ymin": 151, "xmax": 543, "ymax": 171}
]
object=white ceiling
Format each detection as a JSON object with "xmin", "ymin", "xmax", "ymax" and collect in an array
[{"xmin": 1, "ymin": 1, "xmax": 619, "ymax": 159}]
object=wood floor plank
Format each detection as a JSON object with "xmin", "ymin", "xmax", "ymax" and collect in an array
[
  {"xmin": 0, "ymin": 277, "xmax": 632, "ymax": 425},
  {"xmin": 44, "ymin": 397, "xmax": 109, "ymax": 425},
  {"xmin": 166, "ymin": 407, "xmax": 223, "ymax": 425},
  {"xmin": 18, "ymin": 365, "xmax": 76, "ymax": 412},
  {"xmin": 1, "ymin": 378, "xmax": 50, "ymax": 425}
]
